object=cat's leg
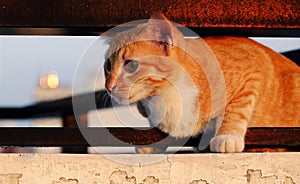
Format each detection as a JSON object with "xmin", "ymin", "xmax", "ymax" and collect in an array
[
  {"xmin": 136, "ymin": 101, "xmax": 168, "ymax": 154},
  {"xmin": 210, "ymin": 92, "xmax": 258, "ymax": 153}
]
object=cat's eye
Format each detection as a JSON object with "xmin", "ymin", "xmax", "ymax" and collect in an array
[
  {"xmin": 104, "ymin": 59, "xmax": 112, "ymax": 73},
  {"xmin": 124, "ymin": 60, "xmax": 139, "ymax": 74}
]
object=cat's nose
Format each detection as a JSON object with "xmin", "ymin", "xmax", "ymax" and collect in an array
[
  {"xmin": 105, "ymin": 82, "xmax": 116, "ymax": 93},
  {"xmin": 105, "ymin": 83, "xmax": 112, "ymax": 93}
]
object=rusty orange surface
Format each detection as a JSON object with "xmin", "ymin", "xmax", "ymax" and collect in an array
[{"xmin": 0, "ymin": 0, "xmax": 299, "ymax": 28}]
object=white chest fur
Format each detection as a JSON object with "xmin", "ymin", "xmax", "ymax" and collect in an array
[{"xmin": 141, "ymin": 73, "xmax": 200, "ymax": 138}]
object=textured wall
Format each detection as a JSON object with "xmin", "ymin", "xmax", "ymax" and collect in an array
[{"xmin": 0, "ymin": 153, "xmax": 299, "ymax": 183}]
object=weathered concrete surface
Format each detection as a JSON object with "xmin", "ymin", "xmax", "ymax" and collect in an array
[{"xmin": 0, "ymin": 153, "xmax": 299, "ymax": 183}]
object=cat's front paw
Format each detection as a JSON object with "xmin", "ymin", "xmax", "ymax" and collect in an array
[{"xmin": 210, "ymin": 134, "xmax": 244, "ymax": 153}]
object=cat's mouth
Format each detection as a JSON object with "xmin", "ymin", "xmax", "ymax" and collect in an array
[
  {"xmin": 109, "ymin": 91, "xmax": 136, "ymax": 105},
  {"xmin": 110, "ymin": 91, "xmax": 149, "ymax": 105},
  {"xmin": 109, "ymin": 93, "xmax": 129, "ymax": 104}
]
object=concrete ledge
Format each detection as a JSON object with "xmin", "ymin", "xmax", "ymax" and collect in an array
[{"xmin": 0, "ymin": 153, "xmax": 299, "ymax": 183}]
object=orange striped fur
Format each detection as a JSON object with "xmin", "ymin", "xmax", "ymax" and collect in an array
[{"xmin": 104, "ymin": 14, "xmax": 300, "ymax": 152}]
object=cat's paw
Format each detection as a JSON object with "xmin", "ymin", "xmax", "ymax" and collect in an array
[
  {"xmin": 210, "ymin": 134, "xmax": 244, "ymax": 153},
  {"xmin": 135, "ymin": 147, "xmax": 167, "ymax": 154}
]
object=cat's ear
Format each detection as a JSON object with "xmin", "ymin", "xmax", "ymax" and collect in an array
[
  {"xmin": 149, "ymin": 13, "xmax": 170, "ymax": 23},
  {"xmin": 148, "ymin": 13, "xmax": 176, "ymax": 55},
  {"xmin": 102, "ymin": 35, "xmax": 112, "ymax": 45}
]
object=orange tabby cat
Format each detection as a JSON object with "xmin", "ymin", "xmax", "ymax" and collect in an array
[{"xmin": 104, "ymin": 14, "xmax": 300, "ymax": 153}]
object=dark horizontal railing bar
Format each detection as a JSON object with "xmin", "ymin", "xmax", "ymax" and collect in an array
[
  {"xmin": 0, "ymin": 27, "xmax": 299, "ymax": 37},
  {"xmin": 0, "ymin": 127, "xmax": 299, "ymax": 148},
  {"xmin": 0, "ymin": 90, "xmax": 115, "ymax": 119}
]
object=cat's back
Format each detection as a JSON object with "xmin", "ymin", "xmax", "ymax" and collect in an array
[
  {"xmin": 198, "ymin": 36, "xmax": 300, "ymax": 126},
  {"xmin": 200, "ymin": 36, "xmax": 300, "ymax": 85},
  {"xmin": 202, "ymin": 36, "xmax": 298, "ymax": 70}
]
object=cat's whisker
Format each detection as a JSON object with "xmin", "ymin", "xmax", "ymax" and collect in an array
[
  {"xmin": 95, "ymin": 90, "xmax": 110, "ymax": 108},
  {"xmin": 104, "ymin": 91, "xmax": 113, "ymax": 107}
]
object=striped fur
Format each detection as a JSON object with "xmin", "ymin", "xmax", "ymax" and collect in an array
[{"xmin": 104, "ymin": 14, "xmax": 300, "ymax": 152}]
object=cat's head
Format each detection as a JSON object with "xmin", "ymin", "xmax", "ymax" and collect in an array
[{"xmin": 104, "ymin": 14, "xmax": 186, "ymax": 104}]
